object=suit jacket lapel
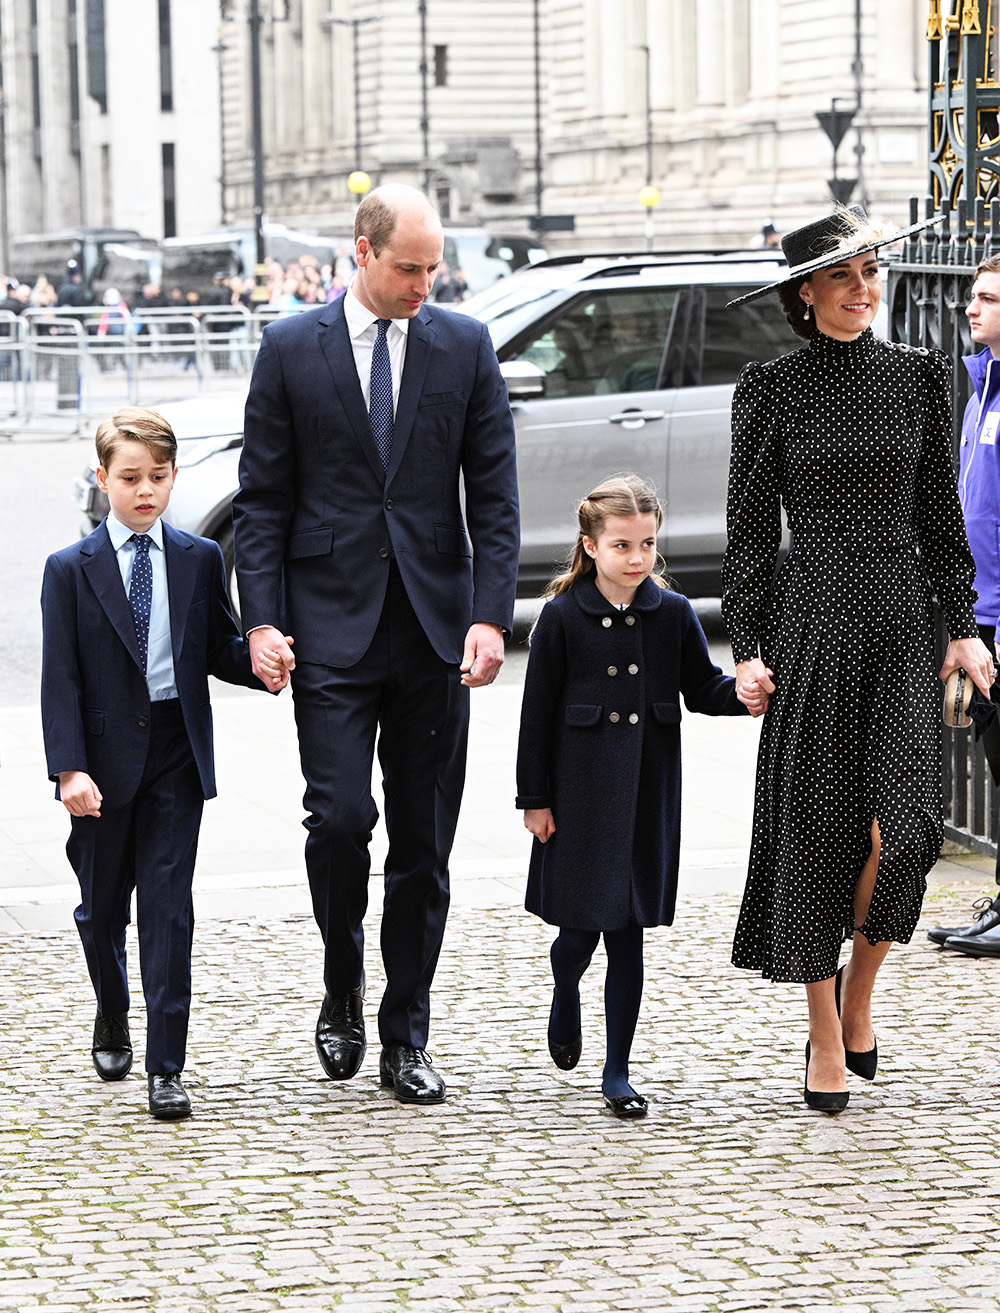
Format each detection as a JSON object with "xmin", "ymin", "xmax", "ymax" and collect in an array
[
  {"xmin": 81, "ymin": 522, "xmax": 144, "ymax": 670},
  {"xmin": 317, "ymin": 300, "xmax": 385, "ymax": 483},
  {"xmin": 387, "ymin": 308, "xmax": 434, "ymax": 485},
  {"xmin": 163, "ymin": 523, "xmax": 197, "ymax": 665}
]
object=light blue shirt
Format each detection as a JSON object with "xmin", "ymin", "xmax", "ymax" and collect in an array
[{"xmin": 106, "ymin": 511, "xmax": 177, "ymax": 701}]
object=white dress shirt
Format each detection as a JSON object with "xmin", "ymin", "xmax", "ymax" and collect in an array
[
  {"xmin": 343, "ymin": 282, "xmax": 409, "ymax": 416},
  {"xmin": 106, "ymin": 511, "xmax": 177, "ymax": 701}
]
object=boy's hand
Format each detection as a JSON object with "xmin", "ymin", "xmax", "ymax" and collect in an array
[
  {"xmin": 524, "ymin": 807, "xmax": 556, "ymax": 843},
  {"xmin": 58, "ymin": 771, "xmax": 102, "ymax": 818},
  {"xmin": 250, "ymin": 627, "xmax": 295, "ymax": 690}
]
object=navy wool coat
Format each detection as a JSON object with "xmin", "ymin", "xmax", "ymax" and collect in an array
[{"xmin": 515, "ymin": 576, "xmax": 747, "ymax": 931}]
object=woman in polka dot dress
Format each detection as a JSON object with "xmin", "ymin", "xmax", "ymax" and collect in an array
[{"xmin": 723, "ymin": 206, "xmax": 996, "ymax": 1112}]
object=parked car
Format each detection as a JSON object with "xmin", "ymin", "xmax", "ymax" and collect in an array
[{"xmin": 77, "ymin": 249, "xmax": 814, "ymax": 616}]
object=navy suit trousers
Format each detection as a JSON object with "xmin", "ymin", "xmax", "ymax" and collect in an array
[
  {"xmin": 67, "ymin": 699, "xmax": 203, "ymax": 1075},
  {"xmin": 291, "ymin": 563, "xmax": 470, "ymax": 1049}
]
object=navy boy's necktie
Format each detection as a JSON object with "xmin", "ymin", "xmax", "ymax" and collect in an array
[
  {"xmin": 129, "ymin": 533, "xmax": 153, "ymax": 671},
  {"xmin": 369, "ymin": 318, "xmax": 394, "ymax": 470}
]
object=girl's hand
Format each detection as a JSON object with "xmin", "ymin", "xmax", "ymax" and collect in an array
[
  {"xmin": 940, "ymin": 637, "xmax": 996, "ymax": 699},
  {"xmin": 524, "ymin": 807, "xmax": 556, "ymax": 843},
  {"xmin": 735, "ymin": 658, "xmax": 775, "ymax": 718}
]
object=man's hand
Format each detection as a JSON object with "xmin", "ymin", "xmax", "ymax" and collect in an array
[
  {"xmin": 460, "ymin": 622, "xmax": 505, "ymax": 687},
  {"xmin": 735, "ymin": 657, "xmax": 775, "ymax": 718},
  {"xmin": 58, "ymin": 771, "xmax": 102, "ymax": 818},
  {"xmin": 249, "ymin": 626, "xmax": 295, "ymax": 691},
  {"xmin": 524, "ymin": 807, "xmax": 556, "ymax": 843}
]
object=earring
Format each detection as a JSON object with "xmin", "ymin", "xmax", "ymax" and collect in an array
[{"xmin": 802, "ymin": 302, "xmax": 811, "ymax": 322}]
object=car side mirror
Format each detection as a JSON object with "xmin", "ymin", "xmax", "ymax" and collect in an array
[{"xmin": 500, "ymin": 359, "xmax": 546, "ymax": 401}]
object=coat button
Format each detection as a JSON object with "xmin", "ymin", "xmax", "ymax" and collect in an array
[
  {"xmin": 608, "ymin": 665, "xmax": 618, "ymax": 676},
  {"xmin": 628, "ymin": 664, "xmax": 638, "ymax": 674},
  {"xmin": 629, "ymin": 713, "xmax": 639, "ymax": 724},
  {"xmin": 609, "ymin": 711, "xmax": 620, "ymax": 723},
  {"xmin": 379, "ymin": 547, "xmax": 390, "ymax": 559},
  {"xmin": 625, "ymin": 615, "xmax": 635, "ymax": 626},
  {"xmin": 385, "ymin": 499, "xmax": 394, "ymax": 510},
  {"xmin": 602, "ymin": 617, "xmax": 612, "ymax": 628},
  {"xmin": 137, "ymin": 715, "xmax": 148, "ymax": 728}
]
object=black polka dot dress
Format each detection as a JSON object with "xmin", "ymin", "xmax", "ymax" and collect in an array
[{"xmin": 722, "ymin": 326, "xmax": 979, "ymax": 983}]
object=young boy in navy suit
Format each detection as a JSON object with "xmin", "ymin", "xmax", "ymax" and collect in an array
[{"xmin": 41, "ymin": 407, "xmax": 289, "ymax": 1120}]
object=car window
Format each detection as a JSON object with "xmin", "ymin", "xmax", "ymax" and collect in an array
[
  {"xmin": 668, "ymin": 284, "xmax": 791, "ymax": 388},
  {"xmin": 510, "ymin": 288, "xmax": 679, "ymax": 398}
]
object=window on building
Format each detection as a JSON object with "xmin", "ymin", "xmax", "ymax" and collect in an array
[
  {"xmin": 162, "ymin": 142, "xmax": 176, "ymax": 237},
  {"xmin": 434, "ymin": 44, "xmax": 447, "ymax": 87},
  {"xmin": 159, "ymin": 0, "xmax": 173, "ymax": 113},
  {"xmin": 86, "ymin": 0, "xmax": 107, "ymax": 114}
]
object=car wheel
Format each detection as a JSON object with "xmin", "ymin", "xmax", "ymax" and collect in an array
[{"xmin": 216, "ymin": 522, "xmax": 241, "ymax": 629}]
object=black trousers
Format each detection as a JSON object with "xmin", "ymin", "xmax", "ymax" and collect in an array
[
  {"xmin": 291, "ymin": 563, "xmax": 470, "ymax": 1049},
  {"xmin": 68, "ymin": 699, "xmax": 203, "ymax": 1075}
]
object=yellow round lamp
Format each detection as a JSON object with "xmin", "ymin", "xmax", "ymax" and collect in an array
[
  {"xmin": 348, "ymin": 171, "xmax": 372, "ymax": 196},
  {"xmin": 639, "ymin": 185, "xmax": 660, "ymax": 210}
]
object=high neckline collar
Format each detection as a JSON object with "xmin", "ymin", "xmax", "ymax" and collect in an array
[{"xmin": 806, "ymin": 325, "xmax": 877, "ymax": 361}]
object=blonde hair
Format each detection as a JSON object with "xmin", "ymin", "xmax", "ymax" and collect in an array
[
  {"xmin": 545, "ymin": 473, "xmax": 669, "ymax": 599},
  {"xmin": 95, "ymin": 406, "xmax": 177, "ymax": 470}
]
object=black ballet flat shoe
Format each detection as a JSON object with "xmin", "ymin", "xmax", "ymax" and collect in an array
[
  {"xmin": 547, "ymin": 990, "xmax": 582, "ymax": 1071},
  {"xmin": 803, "ymin": 1042, "xmax": 849, "ymax": 1114},
  {"xmin": 603, "ymin": 1091, "xmax": 648, "ymax": 1120},
  {"xmin": 834, "ymin": 967, "xmax": 878, "ymax": 1081}
]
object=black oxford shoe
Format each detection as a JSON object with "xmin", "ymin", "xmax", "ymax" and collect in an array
[
  {"xmin": 92, "ymin": 1012, "xmax": 132, "ymax": 1081},
  {"xmin": 379, "ymin": 1043, "xmax": 446, "ymax": 1104},
  {"xmin": 928, "ymin": 895, "xmax": 1000, "ymax": 946},
  {"xmin": 315, "ymin": 978, "xmax": 366, "ymax": 1080},
  {"xmin": 943, "ymin": 923, "xmax": 1000, "ymax": 957},
  {"xmin": 147, "ymin": 1073, "xmax": 191, "ymax": 1120}
]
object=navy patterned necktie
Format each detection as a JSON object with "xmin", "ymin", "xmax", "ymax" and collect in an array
[
  {"xmin": 369, "ymin": 317, "xmax": 394, "ymax": 470},
  {"xmin": 129, "ymin": 533, "xmax": 153, "ymax": 671}
]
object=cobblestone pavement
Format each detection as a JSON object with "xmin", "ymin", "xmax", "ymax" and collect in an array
[{"xmin": 2, "ymin": 884, "xmax": 999, "ymax": 1312}]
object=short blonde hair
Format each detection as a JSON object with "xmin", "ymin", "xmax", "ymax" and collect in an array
[{"xmin": 95, "ymin": 406, "xmax": 177, "ymax": 470}]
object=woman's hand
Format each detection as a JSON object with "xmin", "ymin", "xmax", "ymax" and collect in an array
[
  {"xmin": 735, "ymin": 658, "xmax": 776, "ymax": 718},
  {"xmin": 524, "ymin": 807, "xmax": 556, "ymax": 843},
  {"xmin": 939, "ymin": 637, "xmax": 996, "ymax": 698}
]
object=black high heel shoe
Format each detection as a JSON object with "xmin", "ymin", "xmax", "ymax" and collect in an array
[
  {"xmin": 834, "ymin": 966, "xmax": 878, "ymax": 1080},
  {"xmin": 803, "ymin": 1042, "xmax": 849, "ymax": 1113},
  {"xmin": 547, "ymin": 990, "xmax": 582, "ymax": 1071}
]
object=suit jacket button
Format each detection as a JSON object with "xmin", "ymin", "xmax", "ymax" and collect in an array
[
  {"xmin": 629, "ymin": 712, "xmax": 639, "ymax": 724},
  {"xmin": 602, "ymin": 617, "xmax": 612, "ymax": 628},
  {"xmin": 385, "ymin": 499, "xmax": 394, "ymax": 509},
  {"xmin": 625, "ymin": 615, "xmax": 636, "ymax": 626},
  {"xmin": 609, "ymin": 711, "xmax": 620, "ymax": 723},
  {"xmin": 628, "ymin": 663, "xmax": 639, "ymax": 674},
  {"xmin": 137, "ymin": 715, "xmax": 148, "ymax": 728},
  {"xmin": 607, "ymin": 665, "xmax": 618, "ymax": 676},
  {"xmin": 379, "ymin": 547, "xmax": 390, "ymax": 559}
]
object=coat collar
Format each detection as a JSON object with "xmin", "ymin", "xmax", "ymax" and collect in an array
[
  {"xmin": 963, "ymin": 344, "xmax": 996, "ymax": 398},
  {"xmin": 572, "ymin": 574, "xmax": 663, "ymax": 616}
]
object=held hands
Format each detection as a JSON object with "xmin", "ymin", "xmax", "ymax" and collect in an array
[
  {"xmin": 735, "ymin": 657, "xmax": 775, "ymax": 718},
  {"xmin": 58, "ymin": 771, "xmax": 102, "ymax": 818},
  {"xmin": 249, "ymin": 626, "xmax": 296, "ymax": 691},
  {"xmin": 524, "ymin": 807, "xmax": 556, "ymax": 843},
  {"xmin": 939, "ymin": 637, "xmax": 996, "ymax": 698},
  {"xmin": 461, "ymin": 623, "xmax": 505, "ymax": 687}
]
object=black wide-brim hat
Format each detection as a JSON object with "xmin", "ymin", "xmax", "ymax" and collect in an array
[{"xmin": 727, "ymin": 205, "xmax": 944, "ymax": 307}]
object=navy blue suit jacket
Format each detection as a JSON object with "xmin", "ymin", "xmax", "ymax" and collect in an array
[
  {"xmin": 232, "ymin": 297, "xmax": 520, "ymax": 667},
  {"xmin": 41, "ymin": 519, "xmax": 260, "ymax": 810}
]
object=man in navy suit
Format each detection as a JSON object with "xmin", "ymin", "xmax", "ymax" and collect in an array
[
  {"xmin": 41, "ymin": 407, "xmax": 282, "ymax": 1120},
  {"xmin": 233, "ymin": 184, "xmax": 519, "ymax": 1104}
]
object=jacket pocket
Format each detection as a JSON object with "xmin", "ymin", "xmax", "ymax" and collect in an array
[
  {"xmin": 83, "ymin": 710, "xmax": 104, "ymax": 736},
  {"xmin": 652, "ymin": 702, "xmax": 681, "ymax": 724},
  {"xmin": 286, "ymin": 526, "xmax": 334, "ymax": 560},
  {"xmin": 419, "ymin": 390, "xmax": 463, "ymax": 409},
  {"xmin": 434, "ymin": 524, "xmax": 471, "ymax": 557},
  {"xmin": 565, "ymin": 704, "xmax": 602, "ymax": 727}
]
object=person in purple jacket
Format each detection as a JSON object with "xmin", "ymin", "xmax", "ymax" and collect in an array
[{"xmin": 930, "ymin": 253, "xmax": 1000, "ymax": 956}]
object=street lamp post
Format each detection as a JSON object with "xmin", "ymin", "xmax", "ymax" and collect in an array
[
  {"xmin": 418, "ymin": 1, "xmax": 430, "ymax": 192},
  {"xmin": 637, "ymin": 44, "xmax": 656, "ymax": 250},
  {"xmin": 211, "ymin": 33, "xmax": 229, "ymax": 225},
  {"xmin": 326, "ymin": 13, "xmax": 381, "ymax": 199}
]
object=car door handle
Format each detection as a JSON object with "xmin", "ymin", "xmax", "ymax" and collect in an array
[{"xmin": 609, "ymin": 409, "xmax": 666, "ymax": 425}]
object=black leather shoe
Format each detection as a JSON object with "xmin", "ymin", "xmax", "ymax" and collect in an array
[
  {"xmin": 92, "ymin": 1012, "xmax": 132, "ymax": 1081},
  {"xmin": 148, "ymin": 1073, "xmax": 191, "ymax": 1120},
  {"xmin": 803, "ymin": 1042, "xmax": 849, "ymax": 1113},
  {"xmin": 547, "ymin": 990, "xmax": 582, "ymax": 1070},
  {"xmin": 834, "ymin": 967, "xmax": 878, "ymax": 1081},
  {"xmin": 943, "ymin": 923, "xmax": 1000, "ymax": 957},
  {"xmin": 603, "ymin": 1091, "xmax": 648, "ymax": 1120},
  {"xmin": 315, "ymin": 977, "xmax": 366, "ymax": 1080},
  {"xmin": 379, "ymin": 1043, "xmax": 446, "ymax": 1104},
  {"xmin": 928, "ymin": 895, "xmax": 1000, "ymax": 946}
]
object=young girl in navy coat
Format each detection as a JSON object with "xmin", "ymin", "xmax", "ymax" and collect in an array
[{"xmin": 516, "ymin": 474, "xmax": 758, "ymax": 1118}]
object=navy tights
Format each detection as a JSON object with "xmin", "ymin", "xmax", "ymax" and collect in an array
[{"xmin": 548, "ymin": 925, "xmax": 644, "ymax": 1100}]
